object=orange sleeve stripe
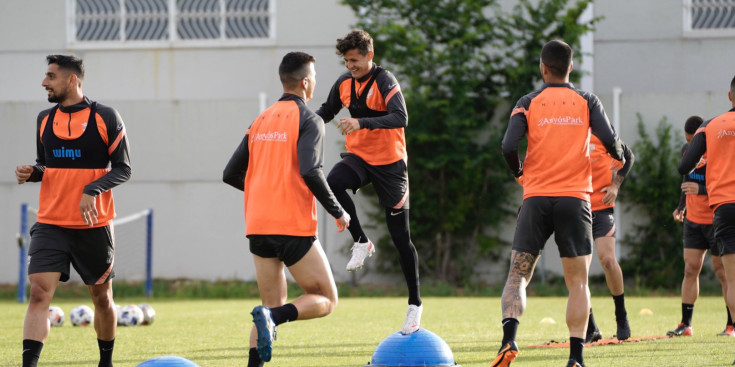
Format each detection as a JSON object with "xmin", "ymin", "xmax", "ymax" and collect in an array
[
  {"xmin": 96, "ymin": 113, "xmax": 108, "ymax": 145},
  {"xmin": 511, "ymin": 107, "xmax": 528, "ymax": 117},
  {"xmin": 108, "ymin": 125, "xmax": 125, "ymax": 155},
  {"xmin": 40, "ymin": 115, "xmax": 49, "ymax": 142},
  {"xmin": 385, "ymin": 85, "xmax": 400, "ymax": 104},
  {"xmin": 695, "ymin": 126, "xmax": 705, "ymax": 134}
]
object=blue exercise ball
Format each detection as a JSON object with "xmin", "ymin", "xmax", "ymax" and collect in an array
[
  {"xmin": 367, "ymin": 329, "xmax": 459, "ymax": 366},
  {"xmin": 137, "ymin": 355, "xmax": 200, "ymax": 366}
]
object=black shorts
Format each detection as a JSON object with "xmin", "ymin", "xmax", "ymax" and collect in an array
[
  {"xmin": 683, "ymin": 218, "xmax": 718, "ymax": 254},
  {"xmin": 714, "ymin": 204, "xmax": 735, "ymax": 256},
  {"xmin": 513, "ymin": 196, "xmax": 593, "ymax": 257},
  {"xmin": 592, "ymin": 208, "xmax": 616, "ymax": 239},
  {"xmin": 28, "ymin": 222, "xmax": 115, "ymax": 285},
  {"xmin": 337, "ymin": 153, "xmax": 409, "ymax": 209},
  {"xmin": 248, "ymin": 235, "xmax": 316, "ymax": 266}
]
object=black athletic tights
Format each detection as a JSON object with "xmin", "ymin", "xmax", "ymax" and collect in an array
[{"xmin": 327, "ymin": 163, "xmax": 421, "ymax": 306}]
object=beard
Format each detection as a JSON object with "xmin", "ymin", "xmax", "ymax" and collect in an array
[{"xmin": 46, "ymin": 89, "xmax": 65, "ymax": 103}]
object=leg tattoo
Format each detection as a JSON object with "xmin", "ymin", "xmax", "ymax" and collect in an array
[{"xmin": 501, "ymin": 250, "xmax": 540, "ymax": 319}]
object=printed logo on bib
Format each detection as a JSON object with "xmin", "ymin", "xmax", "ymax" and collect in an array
[
  {"xmin": 52, "ymin": 147, "xmax": 82, "ymax": 160},
  {"xmin": 251, "ymin": 131, "xmax": 288, "ymax": 143}
]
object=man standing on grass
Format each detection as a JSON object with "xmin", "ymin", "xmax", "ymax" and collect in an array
[
  {"xmin": 496, "ymin": 40, "xmax": 624, "ymax": 367},
  {"xmin": 223, "ymin": 51, "xmax": 350, "ymax": 367},
  {"xmin": 15, "ymin": 55, "xmax": 131, "ymax": 367},
  {"xmin": 668, "ymin": 115, "xmax": 731, "ymax": 337},
  {"xmin": 678, "ymin": 75, "xmax": 735, "ymax": 344},
  {"xmin": 584, "ymin": 134, "xmax": 634, "ymax": 343}
]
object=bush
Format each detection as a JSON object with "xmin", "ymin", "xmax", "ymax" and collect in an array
[{"xmin": 620, "ymin": 115, "xmax": 685, "ymax": 289}]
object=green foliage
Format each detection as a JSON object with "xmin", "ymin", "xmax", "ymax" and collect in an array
[
  {"xmin": 620, "ymin": 115, "xmax": 685, "ymax": 288},
  {"xmin": 341, "ymin": 0, "xmax": 598, "ymax": 284}
]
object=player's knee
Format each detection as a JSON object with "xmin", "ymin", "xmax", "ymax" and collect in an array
[
  {"xmin": 683, "ymin": 263, "xmax": 702, "ymax": 278},
  {"xmin": 90, "ymin": 293, "xmax": 113, "ymax": 309},
  {"xmin": 88, "ymin": 285, "xmax": 114, "ymax": 308},
  {"xmin": 599, "ymin": 255, "xmax": 618, "ymax": 271},
  {"xmin": 325, "ymin": 295, "xmax": 338, "ymax": 315},
  {"xmin": 326, "ymin": 170, "xmax": 346, "ymax": 191},
  {"xmin": 28, "ymin": 282, "xmax": 55, "ymax": 304},
  {"xmin": 715, "ymin": 269, "xmax": 727, "ymax": 283},
  {"xmin": 28, "ymin": 285, "xmax": 52, "ymax": 306}
]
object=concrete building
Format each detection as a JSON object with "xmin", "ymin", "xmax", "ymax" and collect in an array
[
  {"xmin": 0, "ymin": 0, "xmax": 361, "ymax": 285},
  {"xmin": 1, "ymin": 0, "xmax": 734, "ymax": 285}
]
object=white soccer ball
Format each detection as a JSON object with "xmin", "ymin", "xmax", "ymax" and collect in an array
[
  {"xmin": 138, "ymin": 303, "xmax": 156, "ymax": 325},
  {"xmin": 119, "ymin": 304, "xmax": 144, "ymax": 326},
  {"xmin": 48, "ymin": 306, "xmax": 64, "ymax": 327},
  {"xmin": 70, "ymin": 305, "xmax": 94, "ymax": 326}
]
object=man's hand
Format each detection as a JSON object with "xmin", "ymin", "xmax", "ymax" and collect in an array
[
  {"xmin": 337, "ymin": 118, "xmax": 361, "ymax": 135},
  {"xmin": 681, "ymin": 182, "xmax": 698, "ymax": 195},
  {"xmin": 79, "ymin": 193, "xmax": 98, "ymax": 227},
  {"xmin": 672, "ymin": 208, "xmax": 685, "ymax": 223},
  {"xmin": 600, "ymin": 184, "xmax": 620, "ymax": 206},
  {"xmin": 15, "ymin": 165, "xmax": 33, "ymax": 184},
  {"xmin": 335, "ymin": 212, "xmax": 351, "ymax": 232}
]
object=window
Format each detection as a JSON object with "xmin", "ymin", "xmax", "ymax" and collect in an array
[
  {"xmin": 683, "ymin": 0, "xmax": 735, "ymax": 37},
  {"xmin": 67, "ymin": 0, "xmax": 275, "ymax": 48}
]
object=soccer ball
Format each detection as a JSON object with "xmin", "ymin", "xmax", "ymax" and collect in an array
[
  {"xmin": 70, "ymin": 305, "xmax": 94, "ymax": 326},
  {"xmin": 119, "ymin": 304, "xmax": 144, "ymax": 326},
  {"xmin": 138, "ymin": 303, "xmax": 156, "ymax": 325},
  {"xmin": 48, "ymin": 306, "xmax": 64, "ymax": 327}
]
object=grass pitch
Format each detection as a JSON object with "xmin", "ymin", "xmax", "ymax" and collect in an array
[{"xmin": 0, "ymin": 296, "xmax": 732, "ymax": 366}]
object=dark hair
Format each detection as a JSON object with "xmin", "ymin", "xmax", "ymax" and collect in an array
[
  {"xmin": 540, "ymin": 40, "xmax": 573, "ymax": 78},
  {"xmin": 46, "ymin": 55, "xmax": 84, "ymax": 80},
  {"xmin": 684, "ymin": 115, "xmax": 704, "ymax": 135},
  {"xmin": 279, "ymin": 52, "xmax": 316, "ymax": 89},
  {"xmin": 731, "ymin": 74, "xmax": 735, "ymax": 96},
  {"xmin": 335, "ymin": 30, "xmax": 373, "ymax": 56}
]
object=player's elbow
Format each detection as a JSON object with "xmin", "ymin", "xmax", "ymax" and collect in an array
[
  {"xmin": 398, "ymin": 114, "xmax": 408, "ymax": 128},
  {"xmin": 500, "ymin": 139, "xmax": 516, "ymax": 157}
]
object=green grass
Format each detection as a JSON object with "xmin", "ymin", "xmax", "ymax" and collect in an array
[{"xmin": 1, "ymin": 296, "xmax": 733, "ymax": 366}]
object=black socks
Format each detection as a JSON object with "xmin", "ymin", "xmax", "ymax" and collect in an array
[
  {"xmin": 587, "ymin": 308, "xmax": 597, "ymax": 332},
  {"xmin": 681, "ymin": 303, "xmax": 694, "ymax": 326},
  {"xmin": 270, "ymin": 303, "xmax": 298, "ymax": 326},
  {"xmin": 98, "ymin": 338, "xmax": 115, "ymax": 367},
  {"xmin": 612, "ymin": 293, "xmax": 627, "ymax": 320},
  {"xmin": 248, "ymin": 347, "xmax": 264, "ymax": 367},
  {"xmin": 501, "ymin": 318, "xmax": 519, "ymax": 345},
  {"xmin": 22, "ymin": 339, "xmax": 43, "ymax": 367},
  {"xmin": 569, "ymin": 337, "xmax": 584, "ymax": 364}
]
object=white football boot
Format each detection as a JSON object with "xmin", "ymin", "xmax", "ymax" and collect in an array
[
  {"xmin": 346, "ymin": 240, "xmax": 375, "ymax": 271},
  {"xmin": 401, "ymin": 304, "xmax": 423, "ymax": 334}
]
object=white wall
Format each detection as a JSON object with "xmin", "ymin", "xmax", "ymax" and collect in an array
[
  {"xmin": 3, "ymin": 0, "xmax": 732, "ymax": 285},
  {"xmin": 0, "ymin": 0, "xmax": 368, "ymax": 284}
]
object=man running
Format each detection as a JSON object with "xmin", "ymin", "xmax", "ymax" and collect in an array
[
  {"xmin": 680, "ymin": 95, "xmax": 735, "ymax": 336},
  {"xmin": 585, "ymin": 135, "xmax": 634, "ymax": 342},
  {"xmin": 223, "ymin": 52, "xmax": 350, "ymax": 367},
  {"xmin": 315, "ymin": 29, "xmax": 422, "ymax": 334},
  {"xmin": 496, "ymin": 40, "xmax": 624, "ymax": 367},
  {"xmin": 15, "ymin": 55, "xmax": 131, "ymax": 367}
]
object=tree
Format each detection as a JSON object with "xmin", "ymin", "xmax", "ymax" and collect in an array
[
  {"xmin": 341, "ymin": 0, "xmax": 598, "ymax": 284},
  {"xmin": 620, "ymin": 116, "xmax": 685, "ymax": 289}
]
